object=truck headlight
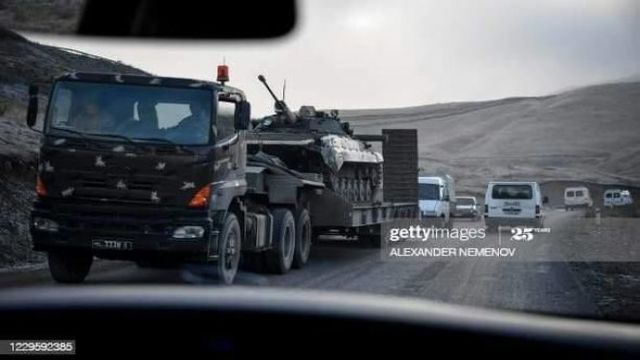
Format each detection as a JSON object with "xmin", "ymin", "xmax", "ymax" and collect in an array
[
  {"xmin": 33, "ymin": 217, "xmax": 59, "ymax": 232},
  {"xmin": 172, "ymin": 226, "xmax": 205, "ymax": 239}
]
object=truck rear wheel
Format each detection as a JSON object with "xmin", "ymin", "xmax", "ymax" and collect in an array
[
  {"xmin": 292, "ymin": 209, "xmax": 311, "ymax": 269},
  {"xmin": 48, "ymin": 250, "xmax": 93, "ymax": 284},
  {"xmin": 217, "ymin": 213, "xmax": 241, "ymax": 285},
  {"xmin": 265, "ymin": 208, "xmax": 295, "ymax": 274}
]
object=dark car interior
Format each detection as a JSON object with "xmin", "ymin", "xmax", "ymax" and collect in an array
[
  {"xmin": 1, "ymin": 1, "xmax": 639, "ymax": 358},
  {"xmin": 1, "ymin": 286, "xmax": 639, "ymax": 357}
]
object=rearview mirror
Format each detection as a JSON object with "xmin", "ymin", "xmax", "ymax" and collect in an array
[
  {"xmin": 235, "ymin": 101, "xmax": 251, "ymax": 130},
  {"xmin": 2, "ymin": 0, "xmax": 296, "ymax": 39},
  {"xmin": 78, "ymin": 0, "xmax": 296, "ymax": 39},
  {"xmin": 543, "ymin": 196, "xmax": 549, "ymax": 204},
  {"xmin": 26, "ymin": 85, "xmax": 39, "ymax": 128}
]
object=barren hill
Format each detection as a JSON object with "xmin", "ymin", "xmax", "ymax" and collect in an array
[{"xmin": 342, "ymin": 82, "xmax": 640, "ymax": 194}]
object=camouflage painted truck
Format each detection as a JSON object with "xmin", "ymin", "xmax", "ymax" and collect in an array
[{"xmin": 25, "ymin": 69, "xmax": 418, "ymax": 284}]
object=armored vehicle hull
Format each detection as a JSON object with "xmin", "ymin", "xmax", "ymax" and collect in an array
[{"xmin": 248, "ymin": 108, "xmax": 383, "ymax": 203}]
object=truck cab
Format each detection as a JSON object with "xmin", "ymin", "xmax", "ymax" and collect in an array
[
  {"xmin": 27, "ymin": 72, "xmax": 251, "ymax": 284},
  {"xmin": 418, "ymin": 175, "xmax": 456, "ymax": 227}
]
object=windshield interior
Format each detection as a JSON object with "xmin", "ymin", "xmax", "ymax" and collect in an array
[
  {"xmin": 419, "ymin": 183, "xmax": 440, "ymax": 200},
  {"xmin": 1, "ymin": 0, "xmax": 640, "ymax": 342},
  {"xmin": 47, "ymin": 81, "xmax": 214, "ymax": 145},
  {"xmin": 491, "ymin": 185, "xmax": 533, "ymax": 200}
]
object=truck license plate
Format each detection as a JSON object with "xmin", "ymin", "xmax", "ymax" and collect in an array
[{"xmin": 92, "ymin": 239, "xmax": 133, "ymax": 250}]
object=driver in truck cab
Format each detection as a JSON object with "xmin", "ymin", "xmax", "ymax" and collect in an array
[{"xmin": 71, "ymin": 98, "xmax": 114, "ymax": 133}]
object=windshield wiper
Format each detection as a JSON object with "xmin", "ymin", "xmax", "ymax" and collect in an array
[
  {"xmin": 49, "ymin": 128, "xmax": 98, "ymax": 148},
  {"xmin": 83, "ymin": 132, "xmax": 140, "ymax": 147}
]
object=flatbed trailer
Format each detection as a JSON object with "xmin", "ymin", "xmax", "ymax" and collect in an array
[{"xmin": 245, "ymin": 128, "xmax": 419, "ymax": 245}]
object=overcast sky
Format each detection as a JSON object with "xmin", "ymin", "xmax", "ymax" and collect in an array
[{"xmin": 27, "ymin": 0, "xmax": 640, "ymax": 116}]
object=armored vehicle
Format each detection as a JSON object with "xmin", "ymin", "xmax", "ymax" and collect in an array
[{"xmin": 248, "ymin": 75, "xmax": 384, "ymax": 203}]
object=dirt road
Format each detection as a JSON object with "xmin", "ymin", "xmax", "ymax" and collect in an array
[{"xmin": 1, "ymin": 209, "xmax": 638, "ymax": 321}]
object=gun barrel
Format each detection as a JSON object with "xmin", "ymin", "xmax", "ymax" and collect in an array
[
  {"xmin": 258, "ymin": 74, "xmax": 280, "ymax": 102},
  {"xmin": 258, "ymin": 74, "xmax": 297, "ymax": 124}
]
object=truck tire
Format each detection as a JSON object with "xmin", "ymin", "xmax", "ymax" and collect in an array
[
  {"xmin": 265, "ymin": 208, "xmax": 295, "ymax": 274},
  {"xmin": 48, "ymin": 250, "xmax": 93, "ymax": 284},
  {"xmin": 217, "ymin": 213, "xmax": 241, "ymax": 285},
  {"xmin": 292, "ymin": 209, "xmax": 311, "ymax": 269}
]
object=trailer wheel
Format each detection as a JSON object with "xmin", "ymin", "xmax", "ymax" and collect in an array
[
  {"xmin": 265, "ymin": 208, "xmax": 295, "ymax": 274},
  {"xmin": 48, "ymin": 250, "xmax": 93, "ymax": 283},
  {"xmin": 358, "ymin": 224, "xmax": 382, "ymax": 248},
  {"xmin": 292, "ymin": 209, "xmax": 311, "ymax": 269},
  {"xmin": 358, "ymin": 234, "xmax": 381, "ymax": 248},
  {"xmin": 217, "ymin": 213, "xmax": 241, "ymax": 285}
]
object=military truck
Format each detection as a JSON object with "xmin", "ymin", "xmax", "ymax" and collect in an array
[{"xmin": 26, "ymin": 69, "xmax": 418, "ymax": 284}]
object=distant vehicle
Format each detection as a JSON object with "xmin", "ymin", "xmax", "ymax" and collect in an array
[
  {"xmin": 564, "ymin": 186, "xmax": 593, "ymax": 210},
  {"xmin": 418, "ymin": 175, "xmax": 456, "ymax": 227},
  {"xmin": 484, "ymin": 181, "xmax": 544, "ymax": 231},
  {"xmin": 604, "ymin": 189, "xmax": 634, "ymax": 207},
  {"xmin": 455, "ymin": 196, "xmax": 480, "ymax": 220}
]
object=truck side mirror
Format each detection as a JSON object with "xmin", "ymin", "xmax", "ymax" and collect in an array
[
  {"xmin": 235, "ymin": 101, "xmax": 251, "ymax": 130},
  {"xmin": 26, "ymin": 85, "xmax": 39, "ymax": 128},
  {"xmin": 543, "ymin": 196, "xmax": 549, "ymax": 204}
]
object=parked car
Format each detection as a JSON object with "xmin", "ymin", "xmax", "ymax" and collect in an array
[
  {"xmin": 419, "ymin": 175, "xmax": 456, "ymax": 227},
  {"xmin": 484, "ymin": 181, "xmax": 544, "ymax": 231},
  {"xmin": 564, "ymin": 186, "xmax": 593, "ymax": 210},
  {"xmin": 455, "ymin": 196, "xmax": 480, "ymax": 220}
]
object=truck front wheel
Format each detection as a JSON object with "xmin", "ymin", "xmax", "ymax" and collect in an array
[
  {"xmin": 217, "ymin": 213, "xmax": 241, "ymax": 285},
  {"xmin": 292, "ymin": 209, "xmax": 311, "ymax": 269},
  {"xmin": 48, "ymin": 250, "xmax": 93, "ymax": 283},
  {"xmin": 265, "ymin": 208, "xmax": 295, "ymax": 274}
]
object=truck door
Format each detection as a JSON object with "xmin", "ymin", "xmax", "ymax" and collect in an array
[{"xmin": 214, "ymin": 96, "xmax": 245, "ymax": 180}]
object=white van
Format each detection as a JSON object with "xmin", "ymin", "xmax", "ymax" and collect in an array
[
  {"xmin": 564, "ymin": 186, "xmax": 593, "ymax": 210},
  {"xmin": 604, "ymin": 189, "xmax": 634, "ymax": 207},
  {"xmin": 484, "ymin": 181, "xmax": 544, "ymax": 230},
  {"xmin": 419, "ymin": 175, "xmax": 456, "ymax": 227}
]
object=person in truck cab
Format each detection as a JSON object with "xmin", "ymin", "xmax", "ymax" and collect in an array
[
  {"xmin": 165, "ymin": 101, "xmax": 212, "ymax": 144},
  {"xmin": 71, "ymin": 99, "xmax": 114, "ymax": 133}
]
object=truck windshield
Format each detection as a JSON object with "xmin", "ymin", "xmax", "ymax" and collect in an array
[
  {"xmin": 419, "ymin": 183, "xmax": 440, "ymax": 200},
  {"xmin": 492, "ymin": 185, "xmax": 533, "ymax": 200},
  {"xmin": 46, "ymin": 81, "xmax": 213, "ymax": 145}
]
